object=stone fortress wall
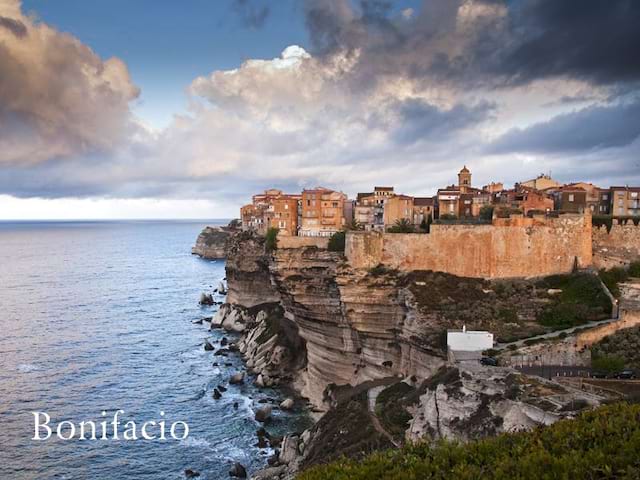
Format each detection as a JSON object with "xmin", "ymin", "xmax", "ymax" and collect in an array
[
  {"xmin": 592, "ymin": 221, "xmax": 640, "ymax": 269},
  {"xmin": 345, "ymin": 213, "xmax": 593, "ymax": 279}
]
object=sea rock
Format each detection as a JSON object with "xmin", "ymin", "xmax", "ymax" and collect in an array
[
  {"xmin": 218, "ymin": 281, "xmax": 227, "ymax": 295},
  {"xmin": 199, "ymin": 293, "xmax": 214, "ymax": 306},
  {"xmin": 212, "ymin": 388, "xmax": 222, "ymax": 400},
  {"xmin": 228, "ymin": 462, "xmax": 247, "ymax": 478},
  {"xmin": 254, "ymin": 406, "xmax": 272, "ymax": 423},
  {"xmin": 278, "ymin": 435, "xmax": 299, "ymax": 465},
  {"xmin": 252, "ymin": 466, "xmax": 285, "ymax": 480},
  {"xmin": 218, "ymin": 385, "xmax": 227, "ymax": 392},
  {"xmin": 204, "ymin": 340, "xmax": 215, "ymax": 351},
  {"xmin": 184, "ymin": 469, "xmax": 200, "ymax": 478},
  {"xmin": 279, "ymin": 398, "xmax": 294, "ymax": 410},
  {"xmin": 221, "ymin": 337, "xmax": 228, "ymax": 346},
  {"xmin": 229, "ymin": 372, "xmax": 245, "ymax": 384}
]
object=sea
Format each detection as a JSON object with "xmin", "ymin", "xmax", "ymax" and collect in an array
[{"xmin": 0, "ymin": 220, "xmax": 310, "ymax": 480}]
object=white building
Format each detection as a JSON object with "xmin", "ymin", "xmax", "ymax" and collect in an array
[{"xmin": 447, "ymin": 326, "xmax": 494, "ymax": 352}]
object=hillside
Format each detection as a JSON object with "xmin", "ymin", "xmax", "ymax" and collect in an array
[{"xmin": 298, "ymin": 402, "xmax": 640, "ymax": 480}]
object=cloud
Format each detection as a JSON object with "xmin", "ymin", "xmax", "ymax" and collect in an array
[
  {"xmin": 232, "ymin": 0, "xmax": 270, "ymax": 29},
  {"xmin": 0, "ymin": 14, "xmax": 26, "ymax": 37},
  {"xmin": 0, "ymin": 0, "xmax": 139, "ymax": 166},
  {"xmin": 488, "ymin": 100, "xmax": 640, "ymax": 154}
]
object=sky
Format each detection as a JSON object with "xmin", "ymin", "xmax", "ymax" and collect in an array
[{"xmin": 0, "ymin": 0, "xmax": 639, "ymax": 219}]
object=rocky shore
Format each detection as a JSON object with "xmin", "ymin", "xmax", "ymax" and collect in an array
[{"xmin": 205, "ymin": 230, "xmax": 603, "ymax": 479}]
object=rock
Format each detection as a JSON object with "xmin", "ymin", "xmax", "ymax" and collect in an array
[
  {"xmin": 199, "ymin": 293, "xmax": 214, "ymax": 306},
  {"xmin": 219, "ymin": 281, "xmax": 227, "ymax": 295},
  {"xmin": 218, "ymin": 385, "xmax": 227, "ymax": 392},
  {"xmin": 279, "ymin": 398, "xmax": 294, "ymax": 410},
  {"xmin": 221, "ymin": 337, "xmax": 228, "ymax": 346},
  {"xmin": 258, "ymin": 398, "xmax": 269, "ymax": 404},
  {"xmin": 267, "ymin": 452, "xmax": 280, "ymax": 466},
  {"xmin": 228, "ymin": 462, "xmax": 247, "ymax": 478},
  {"xmin": 548, "ymin": 288, "xmax": 563, "ymax": 295},
  {"xmin": 212, "ymin": 362, "xmax": 219, "ymax": 366},
  {"xmin": 191, "ymin": 226, "xmax": 231, "ymax": 259},
  {"xmin": 269, "ymin": 435, "xmax": 282, "ymax": 449},
  {"xmin": 213, "ymin": 388, "xmax": 222, "ymax": 400},
  {"xmin": 256, "ymin": 436, "xmax": 269, "ymax": 448},
  {"xmin": 255, "ymin": 374, "xmax": 265, "ymax": 387},
  {"xmin": 252, "ymin": 466, "xmax": 286, "ymax": 480},
  {"xmin": 225, "ymin": 362, "xmax": 233, "ymax": 367},
  {"xmin": 256, "ymin": 427, "xmax": 270, "ymax": 439},
  {"xmin": 254, "ymin": 406, "xmax": 272, "ymax": 423},
  {"xmin": 233, "ymin": 402, "xmax": 239, "ymax": 409},
  {"xmin": 192, "ymin": 318, "xmax": 204, "ymax": 325},
  {"xmin": 184, "ymin": 469, "xmax": 200, "ymax": 478},
  {"xmin": 214, "ymin": 349, "xmax": 229, "ymax": 356},
  {"xmin": 204, "ymin": 340, "xmax": 215, "ymax": 351},
  {"xmin": 230, "ymin": 372, "xmax": 245, "ymax": 384},
  {"xmin": 278, "ymin": 435, "xmax": 299, "ymax": 464}
]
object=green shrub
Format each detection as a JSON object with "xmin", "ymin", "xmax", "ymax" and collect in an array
[
  {"xmin": 439, "ymin": 213, "xmax": 457, "ymax": 221},
  {"xmin": 592, "ymin": 215, "xmax": 613, "ymax": 233},
  {"xmin": 298, "ymin": 403, "xmax": 640, "ymax": 480},
  {"xmin": 629, "ymin": 261, "xmax": 640, "ymax": 278},
  {"xmin": 592, "ymin": 325, "xmax": 640, "ymax": 372},
  {"xmin": 387, "ymin": 218, "xmax": 415, "ymax": 233},
  {"xmin": 592, "ymin": 354, "xmax": 625, "ymax": 373},
  {"xmin": 328, "ymin": 231, "xmax": 346, "ymax": 252},
  {"xmin": 419, "ymin": 216, "xmax": 432, "ymax": 233},
  {"xmin": 264, "ymin": 227, "xmax": 279, "ymax": 252},
  {"xmin": 479, "ymin": 205, "xmax": 494, "ymax": 222},
  {"xmin": 599, "ymin": 267, "xmax": 629, "ymax": 298}
]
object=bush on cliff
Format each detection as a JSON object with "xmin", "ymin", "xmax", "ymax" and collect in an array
[
  {"xmin": 599, "ymin": 266, "xmax": 629, "ymax": 298},
  {"xmin": 592, "ymin": 325, "xmax": 640, "ymax": 372},
  {"xmin": 297, "ymin": 402, "xmax": 640, "ymax": 480},
  {"xmin": 328, "ymin": 231, "xmax": 346, "ymax": 252},
  {"xmin": 265, "ymin": 227, "xmax": 279, "ymax": 252},
  {"xmin": 536, "ymin": 273, "xmax": 612, "ymax": 329}
]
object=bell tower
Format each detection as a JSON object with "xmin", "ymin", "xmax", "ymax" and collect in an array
[{"xmin": 458, "ymin": 165, "xmax": 472, "ymax": 192}]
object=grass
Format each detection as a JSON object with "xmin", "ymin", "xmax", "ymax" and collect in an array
[
  {"xmin": 536, "ymin": 273, "xmax": 611, "ymax": 329},
  {"xmin": 298, "ymin": 402, "xmax": 640, "ymax": 480}
]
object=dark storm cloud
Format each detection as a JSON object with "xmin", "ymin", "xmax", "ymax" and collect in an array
[
  {"xmin": 232, "ymin": 0, "xmax": 270, "ymax": 29},
  {"xmin": 0, "ymin": 15, "xmax": 27, "ymax": 37},
  {"xmin": 302, "ymin": 0, "xmax": 640, "ymax": 88},
  {"xmin": 390, "ymin": 98, "xmax": 495, "ymax": 145},
  {"xmin": 488, "ymin": 101, "xmax": 640, "ymax": 154},
  {"xmin": 497, "ymin": 0, "xmax": 640, "ymax": 85}
]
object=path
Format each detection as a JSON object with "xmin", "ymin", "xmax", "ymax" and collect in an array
[{"xmin": 367, "ymin": 385, "xmax": 400, "ymax": 448}]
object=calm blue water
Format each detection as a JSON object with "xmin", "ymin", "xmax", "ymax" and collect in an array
[{"xmin": 0, "ymin": 221, "xmax": 308, "ymax": 480}]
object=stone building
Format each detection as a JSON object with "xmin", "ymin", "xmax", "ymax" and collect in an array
[
  {"xmin": 299, "ymin": 187, "xmax": 349, "ymax": 237},
  {"xmin": 553, "ymin": 185, "xmax": 587, "ymax": 213},
  {"xmin": 354, "ymin": 187, "xmax": 394, "ymax": 231},
  {"xmin": 383, "ymin": 194, "xmax": 414, "ymax": 229},
  {"xmin": 240, "ymin": 189, "xmax": 301, "ymax": 236},
  {"xmin": 413, "ymin": 197, "xmax": 435, "ymax": 227},
  {"xmin": 520, "ymin": 173, "xmax": 561, "ymax": 191},
  {"xmin": 610, "ymin": 186, "xmax": 640, "ymax": 217}
]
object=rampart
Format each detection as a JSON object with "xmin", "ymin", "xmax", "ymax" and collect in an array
[
  {"xmin": 593, "ymin": 221, "xmax": 640, "ymax": 269},
  {"xmin": 345, "ymin": 213, "xmax": 592, "ymax": 279},
  {"xmin": 277, "ymin": 236, "xmax": 329, "ymax": 249}
]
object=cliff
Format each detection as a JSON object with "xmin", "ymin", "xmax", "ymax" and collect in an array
[
  {"xmin": 214, "ymin": 231, "xmax": 611, "ymax": 478},
  {"xmin": 192, "ymin": 226, "xmax": 232, "ymax": 259},
  {"xmin": 593, "ymin": 221, "xmax": 640, "ymax": 269}
]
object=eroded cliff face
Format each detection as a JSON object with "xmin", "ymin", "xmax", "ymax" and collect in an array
[
  {"xmin": 192, "ymin": 226, "xmax": 231, "ymax": 259},
  {"xmin": 225, "ymin": 231, "xmax": 280, "ymax": 308}
]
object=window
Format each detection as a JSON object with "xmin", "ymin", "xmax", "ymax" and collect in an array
[
  {"xmin": 632, "ymin": 192, "xmax": 638, "ymax": 199},
  {"xmin": 603, "ymin": 194, "xmax": 609, "ymax": 200},
  {"xmin": 284, "ymin": 204, "xmax": 289, "ymax": 210},
  {"xmin": 332, "ymin": 202, "xmax": 338, "ymax": 207},
  {"xmin": 279, "ymin": 221, "xmax": 286, "ymax": 228},
  {"xmin": 568, "ymin": 194, "xmax": 574, "ymax": 202}
]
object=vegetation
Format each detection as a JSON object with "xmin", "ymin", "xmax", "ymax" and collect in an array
[
  {"xmin": 599, "ymin": 266, "xmax": 629, "ymax": 297},
  {"xmin": 592, "ymin": 325, "xmax": 640, "ymax": 372},
  {"xmin": 265, "ymin": 227, "xmax": 279, "ymax": 251},
  {"xmin": 346, "ymin": 220, "xmax": 364, "ymax": 231},
  {"xmin": 438, "ymin": 213, "xmax": 457, "ymax": 221},
  {"xmin": 592, "ymin": 354, "xmax": 626, "ymax": 373},
  {"xmin": 479, "ymin": 205, "xmax": 494, "ymax": 222},
  {"xmin": 387, "ymin": 218, "xmax": 415, "ymax": 233},
  {"xmin": 375, "ymin": 382, "xmax": 416, "ymax": 442},
  {"xmin": 298, "ymin": 403, "xmax": 640, "ymax": 480},
  {"xmin": 419, "ymin": 215, "xmax": 432, "ymax": 233},
  {"xmin": 536, "ymin": 273, "xmax": 612, "ymax": 329},
  {"xmin": 592, "ymin": 214, "xmax": 614, "ymax": 233},
  {"xmin": 328, "ymin": 231, "xmax": 346, "ymax": 252}
]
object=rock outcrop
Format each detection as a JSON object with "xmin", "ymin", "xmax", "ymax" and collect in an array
[{"xmin": 192, "ymin": 226, "xmax": 231, "ymax": 259}]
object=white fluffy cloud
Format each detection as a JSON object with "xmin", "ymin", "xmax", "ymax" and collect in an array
[{"xmin": 0, "ymin": 0, "xmax": 139, "ymax": 165}]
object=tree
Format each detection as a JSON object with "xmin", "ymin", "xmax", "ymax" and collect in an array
[
  {"xmin": 328, "ymin": 231, "xmax": 346, "ymax": 252},
  {"xmin": 479, "ymin": 205, "xmax": 494, "ymax": 222},
  {"xmin": 592, "ymin": 354, "xmax": 625, "ymax": 373},
  {"xmin": 346, "ymin": 219, "xmax": 364, "ymax": 231},
  {"xmin": 265, "ymin": 227, "xmax": 279, "ymax": 252},
  {"xmin": 387, "ymin": 218, "xmax": 415, "ymax": 233}
]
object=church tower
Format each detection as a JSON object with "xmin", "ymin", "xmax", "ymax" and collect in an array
[{"xmin": 458, "ymin": 165, "xmax": 472, "ymax": 192}]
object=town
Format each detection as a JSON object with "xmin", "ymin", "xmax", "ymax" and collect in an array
[{"xmin": 240, "ymin": 166, "xmax": 640, "ymax": 237}]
